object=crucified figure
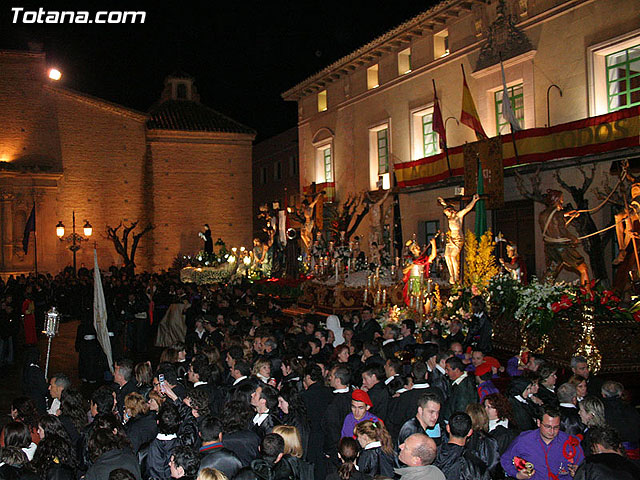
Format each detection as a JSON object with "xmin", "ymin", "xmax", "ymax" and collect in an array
[
  {"xmin": 300, "ymin": 192, "xmax": 324, "ymax": 255},
  {"xmin": 437, "ymin": 194, "xmax": 479, "ymax": 284},
  {"xmin": 365, "ymin": 188, "xmax": 390, "ymax": 246}
]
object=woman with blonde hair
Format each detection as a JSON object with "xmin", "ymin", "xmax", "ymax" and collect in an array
[
  {"xmin": 124, "ymin": 392, "xmax": 157, "ymax": 453},
  {"xmin": 579, "ymin": 396, "xmax": 606, "ymax": 455},
  {"xmin": 197, "ymin": 468, "xmax": 228, "ymax": 480},
  {"xmin": 353, "ymin": 420, "xmax": 395, "ymax": 477},
  {"xmin": 272, "ymin": 425, "xmax": 303, "ymax": 458},
  {"xmin": 465, "ymin": 403, "xmax": 500, "ymax": 474},
  {"xmin": 252, "ymin": 358, "xmax": 272, "ymax": 384}
]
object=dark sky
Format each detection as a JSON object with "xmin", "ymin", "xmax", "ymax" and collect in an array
[{"xmin": 1, "ymin": 2, "xmax": 435, "ymax": 141}]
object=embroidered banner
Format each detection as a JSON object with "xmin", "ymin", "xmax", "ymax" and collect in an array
[{"xmin": 395, "ymin": 106, "xmax": 640, "ymax": 188}]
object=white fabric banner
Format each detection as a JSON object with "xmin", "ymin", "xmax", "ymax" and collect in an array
[{"xmin": 93, "ymin": 250, "xmax": 113, "ymax": 374}]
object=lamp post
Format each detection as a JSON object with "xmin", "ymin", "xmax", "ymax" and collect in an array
[{"xmin": 56, "ymin": 211, "xmax": 92, "ymax": 275}]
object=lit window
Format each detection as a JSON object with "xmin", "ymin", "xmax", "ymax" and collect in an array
[
  {"xmin": 422, "ymin": 113, "xmax": 438, "ymax": 157},
  {"xmin": 398, "ymin": 48, "xmax": 412, "ymax": 75},
  {"xmin": 318, "ymin": 90, "xmax": 327, "ymax": 112},
  {"xmin": 367, "ymin": 64, "xmax": 379, "ymax": 89},
  {"xmin": 434, "ymin": 29, "xmax": 449, "ymax": 58},
  {"xmin": 495, "ymin": 83, "xmax": 524, "ymax": 135},
  {"xmin": 323, "ymin": 147, "xmax": 333, "ymax": 182},
  {"xmin": 606, "ymin": 44, "xmax": 640, "ymax": 112},
  {"xmin": 369, "ymin": 125, "xmax": 390, "ymax": 190},
  {"xmin": 411, "ymin": 107, "xmax": 440, "ymax": 160},
  {"xmin": 377, "ymin": 129, "xmax": 389, "ymax": 175}
]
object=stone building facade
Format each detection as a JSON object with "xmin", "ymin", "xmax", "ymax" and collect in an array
[
  {"xmin": 282, "ymin": 0, "xmax": 640, "ymax": 282},
  {"xmin": 252, "ymin": 127, "xmax": 299, "ymax": 238},
  {"xmin": 0, "ymin": 51, "xmax": 255, "ymax": 275}
]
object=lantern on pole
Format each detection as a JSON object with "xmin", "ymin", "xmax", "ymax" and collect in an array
[{"xmin": 44, "ymin": 307, "xmax": 60, "ymax": 378}]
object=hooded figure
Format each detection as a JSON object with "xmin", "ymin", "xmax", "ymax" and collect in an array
[{"xmin": 326, "ymin": 315, "xmax": 345, "ymax": 347}]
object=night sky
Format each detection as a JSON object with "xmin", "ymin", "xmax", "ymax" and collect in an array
[{"xmin": 0, "ymin": 2, "xmax": 436, "ymax": 141}]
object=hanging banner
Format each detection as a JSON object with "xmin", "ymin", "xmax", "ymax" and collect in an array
[
  {"xmin": 463, "ymin": 137, "xmax": 504, "ymax": 210},
  {"xmin": 396, "ymin": 106, "xmax": 640, "ymax": 187}
]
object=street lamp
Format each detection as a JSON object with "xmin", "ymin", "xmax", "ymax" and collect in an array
[{"xmin": 56, "ymin": 211, "xmax": 92, "ymax": 275}]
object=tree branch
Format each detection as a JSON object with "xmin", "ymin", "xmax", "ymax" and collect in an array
[{"xmin": 514, "ymin": 167, "xmax": 546, "ymax": 203}]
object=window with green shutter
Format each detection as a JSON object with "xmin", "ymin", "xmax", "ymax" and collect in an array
[
  {"xmin": 606, "ymin": 45, "xmax": 640, "ymax": 112},
  {"xmin": 323, "ymin": 147, "xmax": 333, "ymax": 182},
  {"xmin": 377, "ymin": 129, "xmax": 389, "ymax": 174},
  {"xmin": 494, "ymin": 83, "xmax": 524, "ymax": 135},
  {"xmin": 422, "ymin": 113, "xmax": 438, "ymax": 157}
]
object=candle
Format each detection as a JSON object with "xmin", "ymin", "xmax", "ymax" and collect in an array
[
  {"xmin": 376, "ymin": 289, "xmax": 381, "ymax": 305},
  {"xmin": 335, "ymin": 261, "xmax": 339, "ymax": 281},
  {"xmin": 382, "ymin": 289, "xmax": 386, "ymax": 304},
  {"xmin": 347, "ymin": 258, "xmax": 351, "ymax": 274},
  {"xmin": 363, "ymin": 288, "xmax": 368, "ymax": 304}
]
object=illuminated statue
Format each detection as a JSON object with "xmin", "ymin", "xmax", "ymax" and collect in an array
[
  {"xmin": 403, "ymin": 237, "xmax": 437, "ymax": 306},
  {"xmin": 500, "ymin": 242, "xmax": 528, "ymax": 284},
  {"xmin": 539, "ymin": 189, "xmax": 590, "ymax": 287},
  {"xmin": 437, "ymin": 194, "xmax": 480, "ymax": 284},
  {"xmin": 300, "ymin": 192, "xmax": 323, "ymax": 256},
  {"xmin": 365, "ymin": 188, "xmax": 390, "ymax": 246}
]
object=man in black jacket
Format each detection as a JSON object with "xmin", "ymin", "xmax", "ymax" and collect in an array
[
  {"xmin": 601, "ymin": 380, "xmax": 640, "ymax": 458},
  {"xmin": 574, "ymin": 426, "xmax": 640, "ymax": 480},
  {"xmin": 114, "ymin": 358, "xmax": 137, "ymax": 418},
  {"xmin": 353, "ymin": 307, "xmax": 381, "ymax": 344},
  {"xmin": 362, "ymin": 365, "xmax": 390, "ymax": 421},
  {"xmin": 301, "ymin": 364, "xmax": 333, "ymax": 480},
  {"xmin": 398, "ymin": 391, "xmax": 443, "ymax": 447},
  {"xmin": 557, "ymin": 382, "xmax": 584, "ymax": 436},
  {"xmin": 198, "ymin": 416, "xmax": 242, "ymax": 479},
  {"xmin": 322, "ymin": 365, "xmax": 352, "ymax": 466},
  {"xmin": 434, "ymin": 412, "xmax": 489, "ymax": 480},
  {"xmin": 442, "ymin": 357, "xmax": 478, "ymax": 421},
  {"xmin": 250, "ymin": 383, "xmax": 281, "ymax": 438}
]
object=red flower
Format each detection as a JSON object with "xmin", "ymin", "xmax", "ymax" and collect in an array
[{"xmin": 633, "ymin": 311, "xmax": 640, "ymax": 322}]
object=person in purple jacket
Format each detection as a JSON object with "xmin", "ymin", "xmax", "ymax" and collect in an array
[
  {"xmin": 501, "ymin": 405, "xmax": 584, "ymax": 480},
  {"xmin": 341, "ymin": 389, "xmax": 380, "ymax": 439}
]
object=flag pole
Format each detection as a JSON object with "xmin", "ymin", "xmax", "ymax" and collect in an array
[
  {"xmin": 33, "ymin": 202, "xmax": 38, "ymax": 275},
  {"xmin": 432, "ymin": 79, "xmax": 452, "ymax": 177}
]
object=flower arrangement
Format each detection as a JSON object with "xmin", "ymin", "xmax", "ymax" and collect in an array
[
  {"xmin": 487, "ymin": 274, "xmax": 521, "ymax": 317},
  {"xmin": 463, "ymin": 230, "xmax": 500, "ymax": 292},
  {"xmin": 514, "ymin": 278, "xmax": 567, "ymax": 335}
]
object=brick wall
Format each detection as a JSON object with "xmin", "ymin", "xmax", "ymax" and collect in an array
[{"xmin": 148, "ymin": 134, "xmax": 254, "ymax": 270}]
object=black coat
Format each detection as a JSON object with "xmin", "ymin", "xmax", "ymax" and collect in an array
[
  {"xmin": 282, "ymin": 411, "xmax": 310, "ymax": 458},
  {"xmin": 536, "ymin": 385, "xmax": 559, "ymax": 408},
  {"xmin": 21, "ymin": 363, "xmax": 48, "ymax": 414},
  {"xmin": 147, "ymin": 436, "xmax": 182, "ymax": 480},
  {"xmin": 465, "ymin": 432, "xmax": 500, "ymax": 475},
  {"xmin": 253, "ymin": 412, "xmax": 282, "ymax": 439},
  {"xmin": 508, "ymin": 397, "xmax": 537, "ymax": 431},
  {"xmin": 429, "ymin": 367, "xmax": 450, "ymax": 404},
  {"xmin": 367, "ymin": 382, "xmax": 390, "ymax": 421},
  {"xmin": 560, "ymin": 405, "xmax": 584, "ymax": 437},
  {"xmin": 442, "ymin": 374, "xmax": 478, "ymax": 421},
  {"xmin": 602, "ymin": 396, "xmax": 640, "ymax": 445},
  {"xmin": 574, "ymin": 453, "xmax": 640, "ymax": 480},
  {"xmin": 356, "ymin": 446, "xmax": 395, "ymax": 478},
  {"xmin": 116, "ymin": 381, "xmax": 138, "ymax": 417},
  {"xmin": 223, "ymin": 429, "xmax": 261, "ymax": 467},
  {"xmin": 434, "ymin": 443, "xmax": 490, "ymax": 480},
  {"xmin": 85, "ymin": 448, "xmax": 142, "ymax": 480},
  {"xmin": 389, "ymin": 385, "xmax": 444, "ymax": 439},
  {"xmin": 200, "ymin": 445, "xmax": 243, "ymax": 479},
  {"xmin": 489, "ymin": 425, "xmax": 519, "ymax": 455},
  {"xmin": 353, "ymin": 319, "xmax": 381, "ymax": 344},
  {"xmin": 464, "ymin": 312, "xmax": 492, "ymax": 354},
  {"xmin": 301, "ymin": 382, "xmax": 333, "ymax": 480},
  {"xmin": 322, "ymin": 391, "xmax": 352, "ymax": 462},
  {"xmin": 398, "ymin": 417, "xmax": 443, "ymax": 446},
  {"xmin": 125, "ymin": 412, "xmax": 158, "ymax": 453},
  {"xmin": 0, "ymin": 464, "xmax": 39, "ymax": 480}
]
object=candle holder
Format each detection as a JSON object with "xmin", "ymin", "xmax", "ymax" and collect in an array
[{"xmin": 44, "ymin": 307, "xmax": 60, "ymax": 378}]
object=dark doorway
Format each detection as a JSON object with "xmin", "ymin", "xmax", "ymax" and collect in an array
[{"xmin": 492, "ymin": 199, "xmax": 536, "ymax": 280}]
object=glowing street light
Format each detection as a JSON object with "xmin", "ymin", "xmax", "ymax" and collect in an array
[
  {"xmin": 56, "ymin": 211, "xmax": 92, "ymax": 275},
  {"xmin": 48, "ymin": 68, "xmax": 62, "ymax": 81}
]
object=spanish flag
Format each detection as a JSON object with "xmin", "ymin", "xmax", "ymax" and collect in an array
[{"xmin": 460, "ymin": 64, "xmax": 487, "ymax": 139}]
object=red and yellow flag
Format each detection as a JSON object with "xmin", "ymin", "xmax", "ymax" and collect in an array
[{"xmin": 460, "ymin": 64, "xmax": 487, "ymax": 139}]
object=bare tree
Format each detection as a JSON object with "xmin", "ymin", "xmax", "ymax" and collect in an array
[{"xmin": 106, "ymin": 221, "xmax": 154, "ymax": 273}]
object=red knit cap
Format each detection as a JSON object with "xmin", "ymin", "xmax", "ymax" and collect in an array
[{"xmin": 352, "ymin": 389, "xmax": 373, "ymax": 407}]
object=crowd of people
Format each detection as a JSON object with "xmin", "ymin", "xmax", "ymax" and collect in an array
[{"xmin": 1, "ymin": 269, "xmax": 640, "ymax": 480}]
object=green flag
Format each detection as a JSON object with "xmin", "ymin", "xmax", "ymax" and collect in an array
[{"xmin": 475, "ymin": 158, "xmax": 487, "ymax": 238}]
